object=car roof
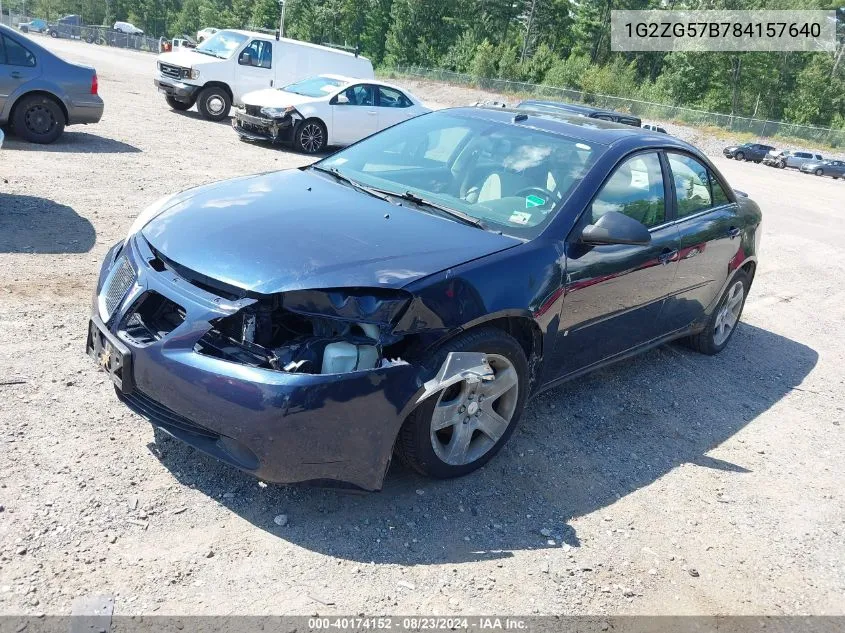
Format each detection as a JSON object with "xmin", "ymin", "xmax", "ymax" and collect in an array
[
  {"xmin": 225, "ymin": 30, "xmax": 371, "ymax": 60},
  {"xmin": 518, "ymin": 99, "xmax": 636, "ymax": 119},
  {"xmin": 314, "ymin": 74, "xmax": 413, "ymax": 91},
  {"xmin": 448, "ymin": 106, "xmax": 692, "ymax": 151}
]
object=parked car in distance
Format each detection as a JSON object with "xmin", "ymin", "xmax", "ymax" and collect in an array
[
  {"xmin": 0, "ymin": 24, "xmax": 104, "ymax": 143},
  {"xmin": 155, "ymin": 30, "xmax": 374, "ymax": 121},
  {"xmin": 800, "ymin": 158, "xmax": 845, "ymax": 179},
  {"xmin": 113, "ymin": 21, "xmax": 144, "ymax": 35},
  {"xmin": 18, "ymin": 18, "xmax": 48, "ymax": 34},
  {"xmin": 642, "ymin": 123, "xmax": 667, "ymax": 134},
  {"xmin": 48, "ymin": 14, "xmax": 82, "ymax": 38},
  {"xmin": 516, "ymin": 99, "xmax": 642, "ymax": 127},
  {"xmin": 772, "ymin": 150, "xmax": 825, "ymax": 170},
  {"xmin": 196, "ymin": 27, "xmax": 218, "ymax": 43},
  {"xmin": 234, "ymin": 74, "xmax": 429, "ymax": 153},
  {"xmin": 87, "ymin": 106, "xmax": 761, "ymax": 491},
  {"xmin": 722, "ymin": 143, "xmax": 776, "ymax": 162}
]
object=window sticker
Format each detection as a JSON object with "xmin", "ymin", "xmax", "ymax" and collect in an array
[
  {"xmin": 509, "ymin": 211, "xmax": 532, "ymax": 225},
  {"xmin": 525, "ymin": 194, "xmax": 545, "ymax": 208}
]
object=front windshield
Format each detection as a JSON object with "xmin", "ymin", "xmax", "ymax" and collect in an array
[
  {"xmin": 317, "ymin": 112, "xmax": 601, "ymax": 237},
  {"xmin": 284, "ymin": 76, "xmax": 348, "ymax": 97},
  {"xmin": 195, "ymin": 30, "xmax": 248, "ymax": 59}
]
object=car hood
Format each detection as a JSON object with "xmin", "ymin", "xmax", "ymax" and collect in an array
[
  {"xmin": 157, "ymin": 49, "xmax": 217, "ymax": 68},
  {"xmin": 141, "ymin": 169, "xmax": 520, "ymax": 295},
  {"xmin": 241, "ymin": 88, "xmax": 318, "ymax": 108}
]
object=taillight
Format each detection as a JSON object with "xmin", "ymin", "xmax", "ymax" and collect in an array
[{"xmin": 91, "ymin": 73, "xmax": 98, "ymax": 95}]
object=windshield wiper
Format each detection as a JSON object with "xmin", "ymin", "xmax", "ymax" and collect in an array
[
  {"xmin": 311, "ymin": 166, "xmax": 393, "ymax": 203},
  {"xmin": 387, "ymin": 190, "xmax": 486, "ymax": 229},
  {"xmin": 193, "ymin": 48, "xmax": 218, "ymax": 57}
]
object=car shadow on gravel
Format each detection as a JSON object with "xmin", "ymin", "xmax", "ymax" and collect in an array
[
  {"xmin": 0, "ymin": 194, "xmax": 96, "ymax": 253},
  {"xmin": 1, "ymin": 132, "xmax": 141, "ymax": 154},
  {"xmin": 149, "ymin": 321, "xmax": 817, "ymax": 565}
]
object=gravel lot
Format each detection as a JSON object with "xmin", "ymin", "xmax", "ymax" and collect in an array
[{"xmin": 1, "ymin": 39, "xmax": 843, "ymax": 617}]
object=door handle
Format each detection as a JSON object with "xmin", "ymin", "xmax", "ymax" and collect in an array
[
  {"xmin": 10, "ymin": 71, "xmax": 23, "ymax": 79},
  {"xmin": 727, "ymin": 226, "xmax": 741, "ymax": 239},
  {"xmin": 658, "ymin": 248, "xmax": 678, "ymax": 265},
  {"xmin": 366, "ymin": 110, "xmax": 377, "ymax": 115}
]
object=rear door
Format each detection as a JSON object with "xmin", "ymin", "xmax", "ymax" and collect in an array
[
  {"xmin": 0, "ymin": 33, "xmax": 40, "ymax": 117},
  {"xmin": 331, "ymin": 83, "xmax": 379, "ymax": 145},
  {"xmin": 234, "ymin": 39, "xmax": 273, "ymax": 102},
  {"xmin": 661, "ymin": 152, "xmax": 741, "ymax": 331},
  {"xmin": 375, "ymin": 85, "xmax": 416, "ymax": 129}
]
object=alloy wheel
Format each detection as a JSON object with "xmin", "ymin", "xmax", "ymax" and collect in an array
[
  {"xmin": 429, "ymin": 354, "xmax": 519, "ymax": 466},
  {"xmin": 24, "ymin": 105, "xmax": 55, "ymax": 136},
  {"xmin": 713, "ymin": 280, "xmax": 744, "ymax": 346},
  {"xmin": 300, "ymin": 123, "xmax": 323, "ymax": 153}
]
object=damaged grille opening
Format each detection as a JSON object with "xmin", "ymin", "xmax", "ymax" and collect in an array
[
  {"xmin": 120, "ymin": 291, "xmax": 186, "ymax": 346},
  {"xmin": 145, "ymin": 241, "xmax": 246, "ymax": 301},
  {"xmin": 194, "ymin": 295, "xmax": 402, "ymax": 375}
]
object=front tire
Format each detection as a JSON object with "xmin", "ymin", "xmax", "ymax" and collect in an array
[
  {"xmin": 685, "ymin": 270, "xmax": 750, "ymax": 355},
  {"xmin": 294, "ymin": 119, "xmax": 327, "ymax": 154},
  {"xmin": 166, "ymin": 96, "xmax": 194, "ymax": 111},
  {"xmin": 815, "ymin": 168, "xmax": 824, "ymax": 176},
  {"xmin": 735, "ymin": 151, "xmax": 745, "ymax": 161},
  {"xmin": 12, "ymin": 94, "xmax": 66, "ymax": 144},
  {"xmin": 196, "ymin": 86, "xmax": 230, "ymax": 121},
  {"xmin": 49, "ymin": 29, "xmax": 58, "ymax": 38},
  {"xmin": 395, "ymin": 328, "xmax": 529, "ymax": 479}
]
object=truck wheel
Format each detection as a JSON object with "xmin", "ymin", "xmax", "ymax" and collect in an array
[
  {"xmin": 196, "ymin": 86, "xmax": 230, "ymax": 122},
  {"xmin": 12, "ymin": 94, "xmax": 66, "ymax": 144},
  {"xmin": 49, "ymin": 29, "xmax": 58, "ymax": 38},
  {"xmin": 166, "ymin": 96, "xmax": 194, "ymax": 112},
  {"xmin": 294, "ymin": 119, "xmax": 327, "ymax": 154}
]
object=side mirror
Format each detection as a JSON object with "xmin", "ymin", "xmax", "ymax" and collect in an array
[
  {"xmin": 581, "ymin": 211, "xmax": 651, "ymax": 246},
  {"xmin": 238, "ymin": 50, "xmax": 254, "ymax": 66}
]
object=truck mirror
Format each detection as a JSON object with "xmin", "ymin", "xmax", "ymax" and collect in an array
[{"xmin": 239, "ymin": 51, "xmax": 254, "ymax": 66}]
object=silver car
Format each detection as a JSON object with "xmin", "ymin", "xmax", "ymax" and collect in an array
[{"xmin": 0, "ymin": 24, "xmax": 104, "ymax": 143}]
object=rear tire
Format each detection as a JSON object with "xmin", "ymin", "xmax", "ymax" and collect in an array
[
  {"xmin": 166, "ymin": 96, "xmax": 194, "ymax": 111},
  {"xmin": 12, "ymin": 94, "xmax": 66, "ymax": 144},
  {"xmin": 684, "ymin": 270, "xmax": 750, "ymax": 356},
  {"xmin": 196, "ymin": 86, "xmax": 230, "ymax": 121},
  {"xmin": 395, "ymin": 328, "xmax": 529, "ymax": 479},
  {"xmin": 294, "ymin": 118, "xmax": 327, "ymax": 154}
]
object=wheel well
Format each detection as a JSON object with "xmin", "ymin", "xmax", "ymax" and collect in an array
[
  {"xmin": 201, "ymin": 82, "xmax": 232, "ymax": 101},
  {"xmin": 740, "ymin": 260, "xmax": 756, "ymax": 284},
  {"xmin": 10, "ymin": 91, "xmax": 68, "ymax": 126}
]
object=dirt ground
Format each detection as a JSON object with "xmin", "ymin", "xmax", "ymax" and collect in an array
[{"xmin": 0, "ymin": 39, "xmax": 843, "ymax": 617}]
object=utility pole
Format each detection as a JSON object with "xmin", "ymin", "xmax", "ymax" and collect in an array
[{"xmin": 520, "ymin": 0, "xmax": 537, "ymax": 63}]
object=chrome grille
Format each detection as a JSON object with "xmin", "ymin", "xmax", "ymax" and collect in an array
[
  {"xmin": 158, "ymin": 62, "xmax": 183, "ymax": 80},
  {"xmin": 103, "ymin": 257, "xmax": 135, "ymax": 320}
]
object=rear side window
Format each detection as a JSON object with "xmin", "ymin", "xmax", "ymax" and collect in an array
[
  {"xmin": 667, "ymin": 153, "xmax": 713, "ymax": 217},
  {"xmin": 377, "ymin": 86, "xmax": 411, "ymax": 108},
  {"xmin": 591, "ymin": 152, "xmax": 666, "ymax": 228},
  {"xmin": 1, "ymin": 35, "xmax": 36, "ymax": 67}
]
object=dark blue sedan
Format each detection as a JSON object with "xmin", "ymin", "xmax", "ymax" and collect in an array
[{"xmin": 87, "ymin": 107, "xmax": 762, "ymax": 490}]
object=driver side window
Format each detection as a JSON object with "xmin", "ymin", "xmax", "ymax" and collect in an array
[
  {"xmin": 240, "ymin": 40, "xmax": 271, "ymax": 68},
  {"xmin": 591, "ymin": 152, "xmax": 665, "ymax": 228}
]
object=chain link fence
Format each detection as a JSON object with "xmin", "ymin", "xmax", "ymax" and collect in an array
[
  {"xmin": 393, "ymin": 66, "xmax": 845, "ymax": 148},
  {"xmin": 2, "ymin": 14, "xmax": 160, "ymax": 53}
]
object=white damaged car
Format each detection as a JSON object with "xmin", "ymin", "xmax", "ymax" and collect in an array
[{"xmin": 232, "ymin": 74, "xmax": 430, "ymax": 153}]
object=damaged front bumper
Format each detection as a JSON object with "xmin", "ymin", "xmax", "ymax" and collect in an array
[
  {"xmin": 86, "ymin": 236, "xmax": 427, "ymax": 491},
  {"xmin": 232, "ymin": 108, "xmax": 300, "ymax": 144}
]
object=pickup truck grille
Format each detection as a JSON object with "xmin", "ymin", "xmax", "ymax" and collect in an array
[{"xmin": 158, "ymin": 62, "xmax": 183, "ymax": 80}]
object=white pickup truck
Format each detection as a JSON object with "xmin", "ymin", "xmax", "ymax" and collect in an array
[{"xmin": 154, "ymin": 29, "xmax": 374, "ymax": 121}]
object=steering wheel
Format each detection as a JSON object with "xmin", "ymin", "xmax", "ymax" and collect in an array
[{"xmin": 514, "ymin": 187, "xmax": 555, "ymax": 207}]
